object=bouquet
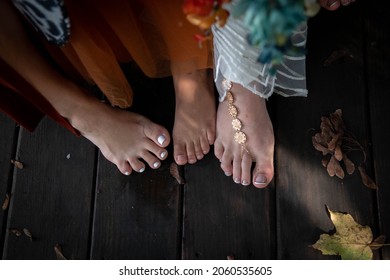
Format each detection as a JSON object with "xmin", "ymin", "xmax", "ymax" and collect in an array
[{"xmin": 183, "ymin": 0, "xmax": 321, "ymax": 73}]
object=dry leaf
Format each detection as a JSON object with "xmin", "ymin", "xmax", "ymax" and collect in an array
[
  {"xmin": 370, "ymin": 235, "xmax": 386, "ymax": 250},
  {"xmin": 358, "ymin": 165, "xmax": 377, "ymax": 189},
  {"xmin": 343, "ymin": 154, "xmax": 355, "ymax": 175},
  {"xmin": 2, "ymin": 193, "xmax": 10, "ymax": 210},
  {"xmin": 334, "ymin": 146, "xmax": 343, "ymax": 161},
  {"xmin": 23, "ymin": 228, "xmax": 33, "ymax": 242},
  {"xmin": 227, "ymin": 254, "xmax": 235, "ymax": 260},
  {"xmin": 54, "ymin": 244, "xmax": 67, "ymax": 260},
  {"xmin": 8, "ymin": 228, "xmax": 22, "ymax": 237},
  {"xmin": 10, "ymin": 159, "xmax": 24, "ymax": 169},
  {"xmin": 312, "ymin": 206, "xmax": 375, "ymax": 260},
  {"xmin": 169, "ymin": 163, "xmax": 185, "ymax": 184},
  {"xmin": 312, "ymin": 136, "xmax": 330, "ymax": 156}
]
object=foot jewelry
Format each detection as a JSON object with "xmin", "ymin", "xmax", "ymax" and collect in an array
[{"xmin": 223, "ymin": 80, "xmax": 250, "ymax": 155}]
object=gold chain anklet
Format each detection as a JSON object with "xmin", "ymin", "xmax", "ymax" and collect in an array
[{"xmin": 223, "ymin": 80, "xmax": 250, "ymax": 155}]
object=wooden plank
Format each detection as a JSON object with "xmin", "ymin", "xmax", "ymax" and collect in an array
[
  {"xmin": 182, "ymin": 153, "xmax": 276, "ymax": 259},
  {"xmin": 0, "ymin": 113, "xmax": 18, "ymax": 256},
  {"xmin": 364, "ymin": 0, "xmax": 390, "ymax": 259},
  {"xmin": 91, "ymin": 158, "xmax": 181, "ymax": 259},
  {"xmin": 275, "ymin": 3, "xmax": 379, "ymax": 259},
  {"xmin": 90, "ymin": 65, "xmax": 181, "ymax": 259},
  {"xmin": 2, "ymin": 117, "xmax": 96, "ymax": 259}
]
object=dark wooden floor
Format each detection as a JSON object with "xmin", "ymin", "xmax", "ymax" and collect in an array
[{"xmin": 1, "ymin": 0, "xmax": 389, "ymax": 260}]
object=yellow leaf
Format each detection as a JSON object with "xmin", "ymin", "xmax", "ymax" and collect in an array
[{"xmin": 312, "ymin": 206, "xmax": 374, "ymax": 260}]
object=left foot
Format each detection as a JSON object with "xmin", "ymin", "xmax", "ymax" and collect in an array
[
  {"xmin": 214, "ymin": 82, "xmax": 274, "ymax": 188},
  {"xmin": 172, "ymin": 69, "xmax": 216, "ymax": 165}
]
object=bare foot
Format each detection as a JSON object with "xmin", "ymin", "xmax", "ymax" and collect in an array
[
  {"xmin": 318, "ymin": 0, "xmax": 356, "ymax": 11},
  {"xmin": 70, "ymin": 96, "xmax": 170, "ymax": 175},
  {"xmin": 172, "ymin": 69, "xmax": 216, "ymax": 165},
  {"xmin": 214, "ymin": 83, "xmax": 274, "ymax": 188}
]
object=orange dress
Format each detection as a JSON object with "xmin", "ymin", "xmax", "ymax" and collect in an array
[{"xmin": 0, "ymin": 0, "xmax": 212, "ymax": 132}]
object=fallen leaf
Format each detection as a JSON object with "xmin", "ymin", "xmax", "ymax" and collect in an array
[
  {"xmin": 343, "ymin": 154, "xmax": 355, "ymax": 175},
  {"xmin": 312, "ymin": 136, "xmax": 331, "ymax": 156},
  {"xmin": 327, "ymin": 155, "xmax": 344, "ymax": 179},
  {"xmin": 23, "ymin": 228, "xmax": 33, "ymax": 242},
  {"xmin": 8, "ymin": 228, "xmax": 22, "ymax": 237},
  {"xmin": 54, "ymin": 244, "xmax": 67, "ymax": 260},
  {"xmin": 370, "ymin": 235, "xmax": 386, "ymax": 250},
  {"xmin": 10, "ymin": 159, "xmax": 24, "ymax": 169},
  {"xmin": 358, "ymin": 165, "xmax": 377, "ymax": 189},
  {"xmin": 2, "ymin": 193, "xmax": 10, "ymax": 210},
  {"xmin": 312, "ymin": 206, "xmax": 375, "ymax": 260},
  {"xmin": 170, "ymin": 163, "xmax": 185, "ymax": 184}
]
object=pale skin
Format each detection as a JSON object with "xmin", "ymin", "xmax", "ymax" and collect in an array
[
  {"xmin": 0, "ymin": 0, "xmax": 214, "ymax": 175},
  {"xmin": 213, "ymin": 0, "xmax": 357, "ymax": 188}
]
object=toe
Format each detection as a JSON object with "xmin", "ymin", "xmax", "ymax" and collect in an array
[
  {"xmin": 232, "ymin": 153, "xmax": 242, "ymax": 184},
  {"xmin": 207, "ymin": 130, "xmax": 216, "ymax": 145},
  {"xmin": 174, "ymin": 140, "xmax": 188, "ymax": 165},
  {"xmin": 143, "ymin": 140, "xmax": 168, "ymax": 161},
  {"xmin": 194, "ymin": 139, "xmax": 205, "ymax": 160},
  {"xmin": 117, "ymin": 160, "xmax": 133, "ymax": 176},
  {"xmin": 252, "ymin": 162, "xmax": 274, "ymax": 188},
  {"xmin": 128, "ymin": 158, "xmax": 146, "ymax": 173},
  {"xmin": 214, "ymin": 141, "xmax": 224, "ymax": 161},
  {"xmin": 143, "ymin": 119, "xmax": 170, "ymax": 148},
  {"xmin": 240, "ymin": 153, "xmax": 252, "ymax": 186},
  {"xmin": 340, "ymin": 0, "xmax": 351, "ymax": 6},
  {"xmin": 200, "ymin": 134, "xmax": 211, "ymax": 155},
  {"xmin": 185, "ymin": 142, "xmax": 198, "ymax": 164},
  {"xmin": 319, "ymin": 0, "xmax": 341, "ymax": 10},
  {"xmin": 140, "ymin": 150, "xmax": 161, "ymax": 169},
  {"xmin": 220, "ymin": 151, "xmax": 233, "ymax": 176}
]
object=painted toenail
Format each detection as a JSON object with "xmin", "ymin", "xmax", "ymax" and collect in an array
[
  {"xmin": 153, "ymin": 162, "xmax": 160, "ymax": 168},
  {"xmin": 125, "ymin": 171, "xmax": 130, "ymax": 176},
  {"xmin": 242, "ymin": 180, "xmax": 250, "ymax": 186},
  {"xmin": 157, "ymin": 135, "xmax": 166, "ymax": 145},
  {"xmin": 234, "ymin": 178, "xmax": 240, "ymax": 184},
  {"xmin": 328, "ymin": 0, "xmax": 339, "ymax": 7},
  {"xmin": 139, "ymin": 167, "xmax": 145, "ymax": 173},
  {"xmin": 254, "ymin": 174, "xmax": 268, "ymax": 185},
  {"xmin": 160, "ymin": 151, "xmax": 167, "ymax": 158},
  {"xmin": 225, "ymin": 172, "xmax": 232, "ymax": 176}
]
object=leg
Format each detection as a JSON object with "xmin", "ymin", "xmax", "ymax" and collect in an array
[
  {"xmin": 172, "ymin": 68, "xmax": 216, "ymax": 165},
  {"xmin": 214, "ymin": 83, "xmax": 274, "ymax": 188},
  {"xmin": 0, "ymin": 0, "xmax": 170, "ymax": 175}
]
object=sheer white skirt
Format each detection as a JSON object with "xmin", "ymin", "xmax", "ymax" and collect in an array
[{"xmin": 212, "ymin": 13, "xmax": 308, "ymax": 101}]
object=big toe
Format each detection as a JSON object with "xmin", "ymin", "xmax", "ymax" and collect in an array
[
  {"xmin": 252, "ymin": 163, "xmax": 274, "ymax": 188},
  {"xmin": 319, "ymin": 0, "xmax": 341, "ymax": 10},
  {"xmin": 143, "ymin": 119, "xmax": 170, "ymax": 148}
]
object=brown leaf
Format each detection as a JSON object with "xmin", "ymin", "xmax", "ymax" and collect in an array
[
  {"xmin": 358, "ymin": 165, "xmax": 377, "ymax": 189},
  {"xmin": 342, "ymin": 154, "xmax": 355, "ymax": 175},
  {"xmin": 8, "ymin": 228, "xmax": 22, "ymax": 237},
  {"xmin": 327, "ymin": 156, "xmax": 345, "ymax": 179},
  {"xmin": 312, "ymin": 136, "xmax": 331, "ymax": 156},
  {"xmin": 328, "ymin": 133, "xmax": 342, "ymax": 151},
  {"xmin": 23, "ymin": 228, "xmax": 33, "ymax": 242},
  {"xmin": 227, "ymin": 254, "xmax": 235, "ymax": 260},
  {"xmin": 334, "ymin": 145, "xmax": 343, "ymax": 161},
  {"xmin": 2, "ymin": 193, "xmax": 10, "ymax": 210},
  {"xmin": 54, "ymin": 244, "xmax": 67, "ymax": 260},
  {"xmin": 323, "ymin": 50, "xmax": 348, "ymax": 67},
  {"xmin": 370, "ymin": 235, "xmax": 386, "ymax": 250},
  {"xmin": 322, "ymin": 157, "xmax": 330, "ymax": 168},
  {"xmin": 10, "ymin": 159, "xmax": 24, "ymax": 169},
  {"xmin": 169, "ymin": 163, "xmax": 185, "ymax": 184}
]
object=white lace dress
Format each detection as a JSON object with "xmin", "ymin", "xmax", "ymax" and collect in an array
[{"xmin": 212, "ymin": 5, "xmax": 308, "ymax": 101}]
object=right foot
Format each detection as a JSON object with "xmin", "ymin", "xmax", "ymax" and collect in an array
[{"xmin": 70, "ymin": 97, "xmax": 170, "ymax": 175}]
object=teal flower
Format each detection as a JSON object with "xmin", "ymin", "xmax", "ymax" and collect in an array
[{"xmin": 232, "ymin": 0, "xmax": 309, "ymax": 74}]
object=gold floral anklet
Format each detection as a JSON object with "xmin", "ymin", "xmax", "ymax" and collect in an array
[{"xmin": 223, "ymin": 80, "xmax": 250, "ymax": 155}]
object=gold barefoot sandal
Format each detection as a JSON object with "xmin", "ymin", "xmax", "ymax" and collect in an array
[{"xmin": 222, "ymin": 80, "xmax": 250, "ymax": 156}]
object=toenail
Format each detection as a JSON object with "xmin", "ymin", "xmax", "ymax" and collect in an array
[
  {"xmin": 242, "ymin": 180, "xmax": 250, "ymax": 186},
  {"xmin": 225, "ymin": 172, "xmax": 232, "ymax": 176},
  {"xmin": 254, "ymin": 174, "xmax": 268, "ymax": 185},
  {"xmin": 153, "ymin": 162, "xmax": 160, "ymax": 168},
  {"xmin": 234, "ymin": 178, "xmax": 240, "ymax": 184},
  {"xmin": 157, "ymin": 135, "xmax": 166, "ymax": 145},
  {"xmin": 139, "ymin": 167, "xmax": 145, "ymax": 173},
  {"xmin": 328, "ymin": 0, "xmax": 339, "ymax": 7},
  {"xmin": 160, "ymin": 151, "xmax": 167, "ymax": 158},
  {"xmin": 125, "ymin": 171, "xmax": 130, "ymax": 176}
]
